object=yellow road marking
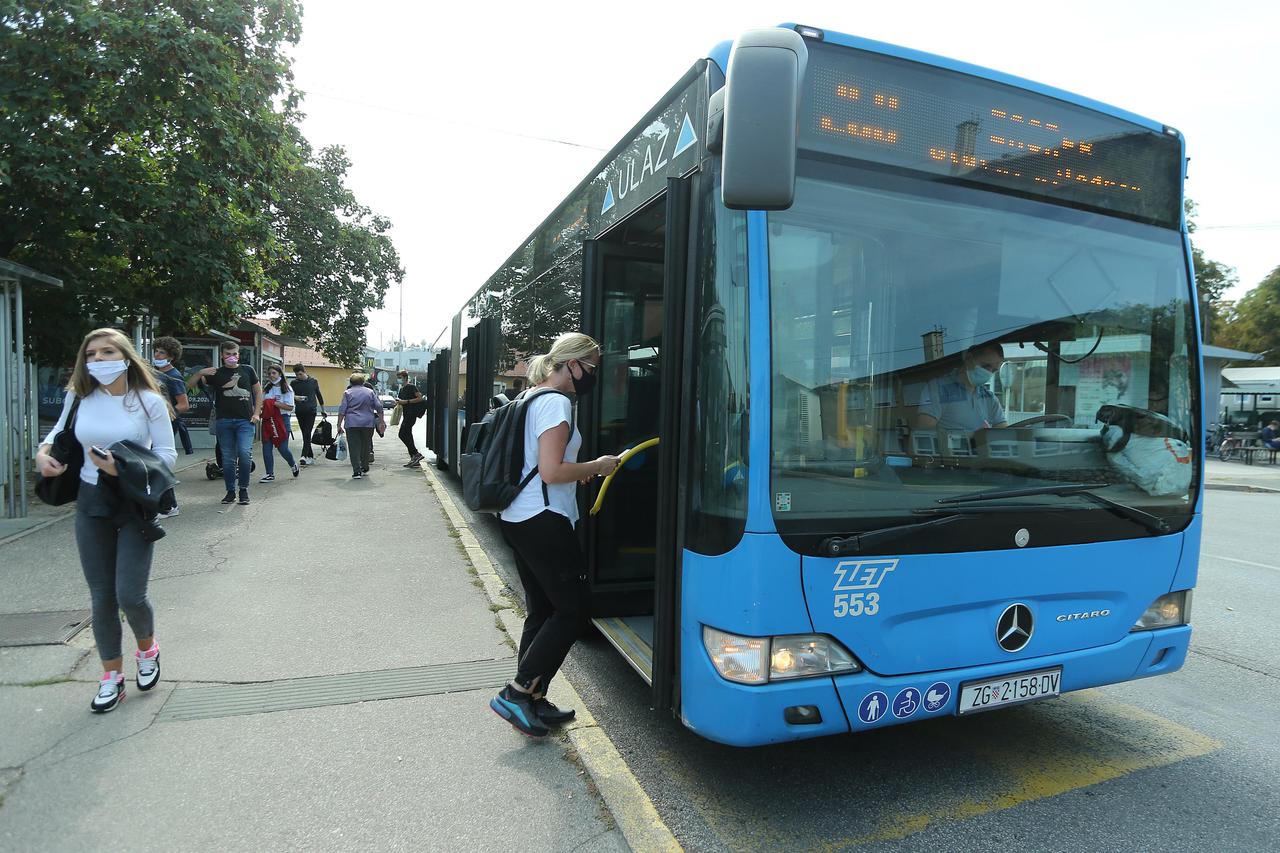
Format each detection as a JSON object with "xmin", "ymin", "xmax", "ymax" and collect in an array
[{"xmin": 833, "ymin": 690, "xmax": 1221, "ymax": 848}]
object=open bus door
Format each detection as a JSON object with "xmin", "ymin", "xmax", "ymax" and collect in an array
[{"xmin": 581, "ymin": 176, "xmax": 695, "ymax": 716}]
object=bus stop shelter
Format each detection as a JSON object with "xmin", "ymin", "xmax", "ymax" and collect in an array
[{"xmin": 1, "ymin": 258, "xmax": 63, "ymax": 522}]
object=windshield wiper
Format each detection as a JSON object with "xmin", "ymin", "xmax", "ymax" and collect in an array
[
  {"xmin": 818, "ymin": 513, "xmax": 970, "ymax": 557},
  {"xmin": 935, "ymin": 482, "xmax": 1169, "ymax": 534}
]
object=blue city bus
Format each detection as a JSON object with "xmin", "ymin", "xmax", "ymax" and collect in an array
[{"xmin": 430, "ymin": 24, "xmax": 1200, "ymax": 746}]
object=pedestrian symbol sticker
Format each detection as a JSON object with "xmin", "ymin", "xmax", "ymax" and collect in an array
[
  {"xmin": 923, "ymin": 681, "xmax": 950, "ymax": 713},
  {"xmin": 892, "ymin": 687, "xmax": 921, "ymax": 719},
  {"xmin": 857, "ymin": 691, "xmax": 888, "ymax": 724}
]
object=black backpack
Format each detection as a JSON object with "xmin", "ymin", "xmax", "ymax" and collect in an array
[{"xmin": 460, "ymin": 388, "xmax": 570, "ymax": 513}]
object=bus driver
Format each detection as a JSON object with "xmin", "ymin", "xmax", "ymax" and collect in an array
[{"xmin": 916, "ymin": 341, "xmax": 1009, "ymax": 434}]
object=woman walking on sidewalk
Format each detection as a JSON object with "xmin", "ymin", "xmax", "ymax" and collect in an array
[
  {"xmin": 490, "ymin": 332, "xmax": 621, "ymax": 738},
  {"xmin": 34, "ymin": 328, "xmax": 177, "ymax": 713},
  {"xmin": 260, "ymin": 364, "xmax": 300, "ymax": 482},
  {"xmin": 336, "ymin": 372, "xmax": 384, "ymax": 480}
]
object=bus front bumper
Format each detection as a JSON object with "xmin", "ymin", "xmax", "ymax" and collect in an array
[{"xmin": 680, "ymin": 625, "xmax": 1190, "ymax": 747}]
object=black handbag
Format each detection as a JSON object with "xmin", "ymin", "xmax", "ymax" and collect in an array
[
  {"xmin": 312, "ymin": 416, "xmax": 334, "ymax": 447},
  {"xmin": 35, "ymin": 396, "xmax": 83, "ymax": 506}
]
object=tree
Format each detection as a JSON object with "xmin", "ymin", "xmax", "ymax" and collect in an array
[
  {"xmin": 1, "ymin": 0, "xmax": 302, "ymax": 363},
  {"xmin": 249, "ymin": 135, "xmax": 403, "ymax": 367},
  {"xmin": 1, "ymin": 1, "xmax": 400, "ymax": 368},
  {"xmin": 1184, "ymin": 199, "xmax": 1238, "ymax": 343},
  {"xmin": 1214, "ymin": 266, "xmax": 1280, "ymax": 364}
]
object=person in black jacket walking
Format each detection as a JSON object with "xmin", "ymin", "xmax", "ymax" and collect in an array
[
  {"xmin": 393, "ymin": 370, "xmax": 427, "ymax": 467},
  {"xmin": 291, "ymin": 364, "xmax": 326, "ymax": 465}
]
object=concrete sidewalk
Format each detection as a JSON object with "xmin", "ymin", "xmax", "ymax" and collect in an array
[
  {"xmin": 0, "ymin": 428, "xmax": 627, "ymax": 851},
  {"xmin": 1204, "ymin": 457, "xmax": 1280, "ymax": 493}
]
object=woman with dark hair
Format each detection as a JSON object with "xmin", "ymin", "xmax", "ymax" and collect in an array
[
  {"xmin": 260, "ymin": 364, "xmax": 299, "ymax": 482},
  {"xmin": 35, "ymin": 328, "xmax": 177, "ymax": 712}
]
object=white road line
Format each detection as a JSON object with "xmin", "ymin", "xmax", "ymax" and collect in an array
[{"xmin": 1202, "ymin": 553, "xmax": 1280, "ymax": 572}]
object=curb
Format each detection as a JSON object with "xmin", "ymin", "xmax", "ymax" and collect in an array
[
  {"xmin": 420, "ymin": 464, "xmax": 681, "ymax": 853},
  {"xmin": 1204, "ymin": 483, "xmax": 1280, "ymax": 494}
]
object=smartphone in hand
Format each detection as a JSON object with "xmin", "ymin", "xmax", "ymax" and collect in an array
[{"xmin": 90, "ymin": 445, "xmax": 110, "ymax": 460}]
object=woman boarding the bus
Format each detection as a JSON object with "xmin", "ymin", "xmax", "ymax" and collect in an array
[
  {"xmin": 489, "ymin": 332, "xmax": 621, "ymax": 738},
  {"xmin": 35, "ymin": 328, "xmax": 177, "ymax": 712}
]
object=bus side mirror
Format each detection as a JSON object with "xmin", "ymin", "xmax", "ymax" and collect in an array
[{"xmin": 720, "ymin": 29, "xmax": 808, "ymax": 211}]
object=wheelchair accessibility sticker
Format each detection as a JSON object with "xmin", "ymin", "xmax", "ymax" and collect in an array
[{"xmin": 832, "ymin": 559, "xmax": 897, "ymax": 619}]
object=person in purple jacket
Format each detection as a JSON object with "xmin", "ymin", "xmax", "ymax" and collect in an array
[{"xmin": 335, "ymin": 372, "xmax": 384, "ymax": 480}]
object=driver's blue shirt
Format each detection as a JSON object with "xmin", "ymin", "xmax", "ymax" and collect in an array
[{"xmin": 918, "ymin": 370, "xmax": 1005, "ymax": 432}]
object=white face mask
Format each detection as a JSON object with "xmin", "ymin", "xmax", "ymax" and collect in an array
[
  {"xmin": 87, "ymin": 359, "xmax": 129, "ymax": 385},
  {"xmin": 153, "ymin": 358, "xmax": 170, "ymax": 369}
]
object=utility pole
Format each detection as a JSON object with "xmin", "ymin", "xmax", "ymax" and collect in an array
[{"xmin": 398, "ymin": 280, "xmax": 404, "ymax": 372}]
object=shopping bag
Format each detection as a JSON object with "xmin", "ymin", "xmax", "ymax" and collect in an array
[
  {"xmin": 335, "ymin": 435, "xmax": 348, "ymax": 461},
  {"xmin": 390, "ymin": 404, "xmax": 402, "ymax": 426}
]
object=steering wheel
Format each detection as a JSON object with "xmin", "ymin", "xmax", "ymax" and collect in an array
[{"xmin": 1007, "ymin": 413, "xmax": 1074, "ymax": 429}]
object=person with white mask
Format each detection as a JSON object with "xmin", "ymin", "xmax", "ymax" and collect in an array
[
  {"xmin": 35, "ymin": 328, "xmax": 177, "ymax": 713},
  {"xmin": 916, "ymin": 341, "xmax": 1009, "ymax": 434}
]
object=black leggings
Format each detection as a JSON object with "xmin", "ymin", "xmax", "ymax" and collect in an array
[
  {"xmin": 296, "ymin": 409, "xmax": 317, "ymax": 459},
  {"xmin": 500, "ymin": 511, "xmax": 588, "ymax": 692},
  {"xmin": 399, "ymin": 413, "xmax": 420, "ymax": 457}
]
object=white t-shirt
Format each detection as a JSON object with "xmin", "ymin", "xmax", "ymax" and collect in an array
[
  {"xmin": 44, "ymin": 388, "xmax": 177, "ymax": 485},
  {"xmin": 499, "ymin": 391, "xmax": 581, "ymax": 525},
  {"xmin": 264, "ymin": 384, "xmax": 295, "ymax": 410}
]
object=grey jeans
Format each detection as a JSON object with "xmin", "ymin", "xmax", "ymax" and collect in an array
[
  {"xmin": 345, "ymin": 427, "xmax": 374, "ymax": 474},
  {"xmin": 75, "ymin": 483, "xmax": 155, "ymax": 662}
]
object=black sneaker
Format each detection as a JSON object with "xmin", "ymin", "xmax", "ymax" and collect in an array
[
  {"xmin": 352, "ymin": 471, "xmax": 362, "ymax": 480},
  {"xmin": 91, "ymin": 675, "xmax": 125, "ymax": 713},
  {"xmin": 221, "ymin": 492, "xmax": 236, "ymax": 504},
  {"xmin": 291, "ymin": 464, "xmax": 300, "ymax": 478},
  {"xmin": 490, "ymin": 687, "xmax": 549, "ymax": 738},
  {"xmin": 533, "ymin": 697, "xmax": 575, "ymax": 726},
  {"xmin": 238, "ymin": 489, "xmax": 250, "ymax": 505},
  {"xmin": 259, "ymin": 473, "xmax": 275, "ymax": 483}
]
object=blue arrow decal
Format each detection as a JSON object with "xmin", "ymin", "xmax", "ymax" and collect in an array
[
  {"xmin": 601, "ymin": 184, "xmax": 616, "ymax": 214},
  {"xmin": 673, "ymin": 113, "xmax": 698, "ymax": 157}
]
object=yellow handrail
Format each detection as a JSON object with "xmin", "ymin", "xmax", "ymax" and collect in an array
[{"xmin": 589, "ymin": 437, "xmax": 660, "ymax": 516}]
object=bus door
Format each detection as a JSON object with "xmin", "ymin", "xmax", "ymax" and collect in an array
[{"xmin": 582, "ymin": 177, "xmax": 695, "ymax": 713}]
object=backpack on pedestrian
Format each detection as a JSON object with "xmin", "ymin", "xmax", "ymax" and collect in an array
[{"xmin": 460, "ymin": 388, "xmax": 569, "ymax": 513}]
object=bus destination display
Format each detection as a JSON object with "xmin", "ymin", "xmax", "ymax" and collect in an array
[{"xmin": 799, "ymin": 44, "xmax": 1181, "ymax": 228}]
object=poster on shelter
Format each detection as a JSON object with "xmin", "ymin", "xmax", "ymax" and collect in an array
[{"xmin": 1073, "ymin": 354, "xmax": 1149, "ymax": 423}]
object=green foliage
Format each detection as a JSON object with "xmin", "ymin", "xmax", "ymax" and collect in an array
[
  {"xmin": 249, "ymin": 134, "xmax": 402, "ymax": 367},
  {"xmin": 1184, "ymin": 199, "xmax": 1238, "ymax": 343},
  {"xmin": 1214, "ymin": 266, "xmax": 1280, "ymax": 364},
  {"xmin": 0, "ymin": 1, "xmax": 399, "ymax": 366}
]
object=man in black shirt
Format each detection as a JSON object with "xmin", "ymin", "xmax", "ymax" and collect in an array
[
  {"xmin": 394, "ymin": 370, "xmax": 426, "ymax": 467},
  {"xmin": 291, "ymin": 364, "xmax": 326, "ymax": 465},
  {"xmin": 188, "ymin": 341, "xmax": 263, "ymax": 505}
]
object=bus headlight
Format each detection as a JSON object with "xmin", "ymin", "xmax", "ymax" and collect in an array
[
  {"xmin": 702, "ymin": 626, "xmax": 861, "ymax": 684},
  {"xmin": 1131, "ymin": 590, "xmax": 1192, "ymax": 631}
]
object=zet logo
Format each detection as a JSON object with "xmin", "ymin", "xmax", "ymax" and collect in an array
[{"xmin": 832, "ymin": 559, "xmax": 898, "ymax": 592}]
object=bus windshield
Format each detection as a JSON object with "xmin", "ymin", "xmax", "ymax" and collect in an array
[{"xmin": 768, "ymin": 161, "xmax": 1197, "ymax": 550}]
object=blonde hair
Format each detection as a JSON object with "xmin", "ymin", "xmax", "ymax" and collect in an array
[
  {"xmin": 349, "ymin": 371, "xmax": 369, "ymax": 385},
  {"xmin": 526, "ymin": 332, "xmax": 601, "ymax": 385},
  {"xmin": 66, "ymin": 328, "xmax": 173, "ymax": 416}
]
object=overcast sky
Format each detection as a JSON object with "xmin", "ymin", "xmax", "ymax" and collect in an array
[{"xmin": 289, "ymin": 0, "xmax": 1279, "ymax": 349}]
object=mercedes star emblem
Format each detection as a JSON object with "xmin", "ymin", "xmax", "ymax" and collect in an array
[{"xmin": 997, "ymin": 603, "xmax": 1034, "ymax": 652}]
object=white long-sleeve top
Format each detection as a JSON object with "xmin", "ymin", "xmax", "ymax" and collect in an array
[{"xmin": 43, "ymin": 388, "xmax": 177, "ymax": 485}]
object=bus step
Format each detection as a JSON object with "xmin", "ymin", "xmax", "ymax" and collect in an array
[{"xmin": 592, "ymin": 615, "xmax": 654, "ymax": 685}]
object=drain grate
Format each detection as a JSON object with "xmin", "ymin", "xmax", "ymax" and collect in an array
[
  {"xmin": 0, "ymin": 610, "xmax": 91, "ymax": 647},
  {"xmin": 158, "ymin": 657, "xmax": 516, "ymax": 722}
]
